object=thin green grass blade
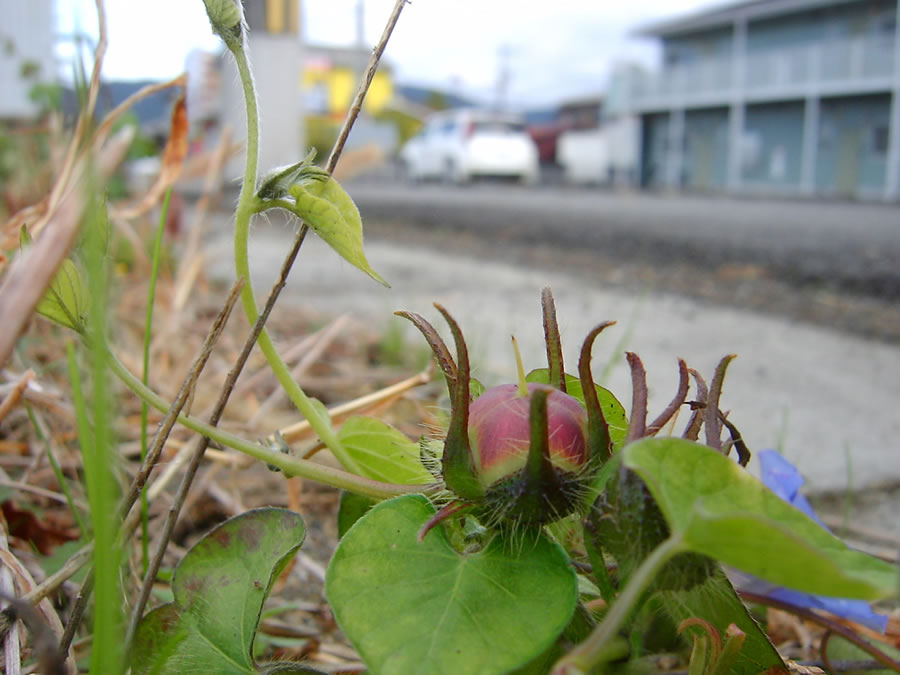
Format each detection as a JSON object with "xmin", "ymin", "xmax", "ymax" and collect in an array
[
  {"xmin": 24, "ymin": 404, "xmax": 88, "ymax": 536},
  {"xmin": 139, "ymin": 188, "xmax": 171, "ymax": 573},
  {"xmin": 79, "ymin": 194, "xmax": 123, "ymax": 674}
]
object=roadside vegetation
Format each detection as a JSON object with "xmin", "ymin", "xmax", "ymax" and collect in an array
[{"xmin": 0, "ymin": 1, "xmax": 896, "ymax": 673}]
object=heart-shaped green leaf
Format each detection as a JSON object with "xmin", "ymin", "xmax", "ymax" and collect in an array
[
  {"xmin": 131, "ymin": 508, "xmax": 306, "ymax": 674},
  {"xmin": 337, "ymin": 491, "xmax": 375, "ymax": 538},
  {"xmin": 337, "ymin": 416, "xmax": 433, "ymax": 485},
  {"xmin": 623, "ymin": 438, "xmax": 898, "ymax": 600},
  {"xmin": 326, "ymin": 495, "xmax": 577, "ymax": 675},
  {"xmin": 289, "ymin": 176, "xmax": 387, "ymax": 287},
  {"xmin": 526, "ymin": 369, "xmax": 627, "ymax": 451}
]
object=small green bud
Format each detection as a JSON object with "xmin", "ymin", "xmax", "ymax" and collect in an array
[
  {"xmin": 203, "ymin": 0, "xmax": 243, "ymax": 49},
  {"xmin": 256, "ymin": 149, "xmax": 322, "ymax": 200}
]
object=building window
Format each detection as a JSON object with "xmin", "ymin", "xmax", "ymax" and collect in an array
[
  {"xmin": 819, "ymin": 118, "xmax": 836, "ymax": 151},
  {"xmin": 740, "ymin": 130, "xmax": 762, "ymax": 170},
  {"xmin": 871, "ymin": 125, "xmax": 889, "ymax": 155},
  {"xmin": 876, "ymin": 15, "xmax": 896, "ymax": 36}
]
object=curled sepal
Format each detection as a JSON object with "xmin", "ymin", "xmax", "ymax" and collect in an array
[
  {"xmin": 625, "ymin": 352, "xmax": 648, "ymax": 443},
  {"xmin": 705, "ymin": 354, "xmax": 737, "ymax": 451},
  {"xmin": 719, "ymin": 413, "xmax": 751, "ymax": 467},
  {"xmin": 541, "ymin": 287, "xmax": 565, "ymax": 393},
  {"xmin": 417, "ymin": 501, "xmax": 472, "ymax": 542},
  {"xmin": 394, "ymin": 310, "xmax": 457, "ymax": 396},
  {"xmin": 434, "ymin": 304, "xmax": 483, "ymax": 500},
  {"xmin": 647, "ymin": 358, "xmax": 689, "ymax": 436},
  {"xmin": 520, "ymin": 389, "xmax": 563, "ymax": 520},
  {"xmin": 287, "ymin": 176, "xmax": 388, "ymax": 287},
  {"xmin": 683, "ymin": 368, "xmax": 708, "ymax": 441},
  {"xmin": 578, "ymin": 322, "xmax": 616, "ymax": 463}
]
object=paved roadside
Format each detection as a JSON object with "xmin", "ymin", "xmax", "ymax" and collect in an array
[
  {"xmin": 347, "ymin": 181, "xmax": 900, "ymax": 300},
  {"xmin": 205, "ymin": 220, "xmax": 900, "ymax": 506}
]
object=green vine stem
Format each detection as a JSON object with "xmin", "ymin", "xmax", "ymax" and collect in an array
[
  {"xmin": 106, "ymin": 343, "xmax": 425, "ymax": 501},
  {"xmin": 226, "ymin": 21, "xmax": 360, "ymax": 474},
  {"xmin": 552, "ymin": 534, "xmax": 686, "ymax": 674}
]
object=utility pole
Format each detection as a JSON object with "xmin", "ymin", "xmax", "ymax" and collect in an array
[{"xmin": 496, "ymin": 44, "xmax": 512, "ymax": 112}]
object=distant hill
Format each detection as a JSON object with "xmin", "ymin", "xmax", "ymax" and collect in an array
[
  {"xmin": 523, "ymin": 108, "xmax": 558, "ymax": 125},
  {"xmin": 62, "ymin": 80, "xmax": 178, "ymax": 134},
  {"xmin": 395, "ymin": 83, "xmax": 478, "ymax": 110}
]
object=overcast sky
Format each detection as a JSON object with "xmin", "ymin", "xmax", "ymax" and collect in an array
[{"xmin": 56, "ymin": 0, "xmax": 721, "ymax": 107}]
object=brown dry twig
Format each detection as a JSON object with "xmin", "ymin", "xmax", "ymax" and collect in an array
[
  {"xmin": 121, "ymin": 0, "xmax": 413, "ymax": 652},
  {"xmin": 0, "ymin": 128, "xmax": 133, "ymax": 367},
  {"xmin": 0, "ymin": 371, "xmax": 35, "ymax": 424},
  {"xmin": 59, "ymin": 279, "xmax": 244, "ymax": 655},
  {"xmin": 112, "ymin": 92, "xmax": 189, "ymax": 220},
  {"xmin": 739, "ymin": 590, "xmax": 900, "ymax": 673}
]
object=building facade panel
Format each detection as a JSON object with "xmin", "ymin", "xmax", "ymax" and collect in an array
[
  {"xmin": 640, "ymin": 113, "xmax": 671, "ymax": 188},
  {"xmin": 742, "ymin": 101, "xmax": 806, "ymax": 189},
  {"xmin": 630, "ymin": 0, "xmax": 899, "ymax": 199},
  {"xmin": 817, "ymin": 93, "xmax": 892, "ymax": 196},
  {"xmin": 684, "ymin": 107, "xmax": 730, "ymax": 189}
]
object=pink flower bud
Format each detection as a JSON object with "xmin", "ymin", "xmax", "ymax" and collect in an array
[{"xmin": 398, "ymin": 288, "xmax": 615, "ymax": 535}]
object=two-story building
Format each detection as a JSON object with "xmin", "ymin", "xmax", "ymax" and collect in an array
[{"xmin": 632, "ymin": 0, "xmax": 899, "ymax": 200}]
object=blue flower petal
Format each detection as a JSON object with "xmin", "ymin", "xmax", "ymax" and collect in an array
[
  {"xmin": 758, "ymin": 450, "xmax": 827, "ymax": 527},
  {"xmin": 744, "ymin": 450, "xmax": 888, "ymax": 633},
  {"xmin": 758, "ymin": 449, "xmax": 806, "ymax": 504},
  {"xmin": 765, "ymin": 588, "xmax": 889, "ymax": 633}
]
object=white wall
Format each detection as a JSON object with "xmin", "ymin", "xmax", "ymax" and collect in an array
[
  {"xmin": 222, "ymin": 35, "xmax": 305, "ymax": 180},
  {"xmin": 0, "ymin": 0, "xmax": 56, "ymax": 119},
  {"xmin": 558, "ymin": 116, "xmax": 639, "ymax": 185}
]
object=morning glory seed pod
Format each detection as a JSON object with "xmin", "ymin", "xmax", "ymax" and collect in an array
[
  {"xmin": 468, "ymin": 382, "xmax": 592, "ymax": 527},
  {"xmin": 469, "ymin": 383, "xmax": 587, "ymax": 488},
  {"xmin": 397, "ymin": 288, "xmax": 614, "ymax": 535}
]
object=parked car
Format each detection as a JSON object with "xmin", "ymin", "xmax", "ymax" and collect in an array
[
  {"xmin": 557, "ymin": 116, "xmax": 639, "ymax": 186},
  {"xmin": 399, "ymin": 109, "xmax": 539, "ymax": 184}
]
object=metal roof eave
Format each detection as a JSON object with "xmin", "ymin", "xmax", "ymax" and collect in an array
[{"xmin": 632, "ymin": 0, "xmax": 858, "ymax": 38}]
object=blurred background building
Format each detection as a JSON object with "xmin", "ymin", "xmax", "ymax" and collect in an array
[
  {"xmin": 3, "ymin": 0, "xmax": 899, "ymax": 201},
  {"xmin": 219, "ymin": 0, "xmax": 304, "ymax": 178},
  {"xmin": 631, "ymin": 0, "xmax": 900, "ymax": 201},
  {"xmin": 0, "ymin": 0, "xmax": 56, "ymax": 121}
]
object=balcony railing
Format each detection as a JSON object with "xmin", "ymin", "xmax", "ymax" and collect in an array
[{"xmin": 633, "ymin": 34, "xmax": 895, "ymax": 108}]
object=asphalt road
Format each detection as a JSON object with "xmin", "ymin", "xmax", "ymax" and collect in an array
[{"xmin": 347, "ymin": 181, "xmax": 900, "ymax": 299}]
